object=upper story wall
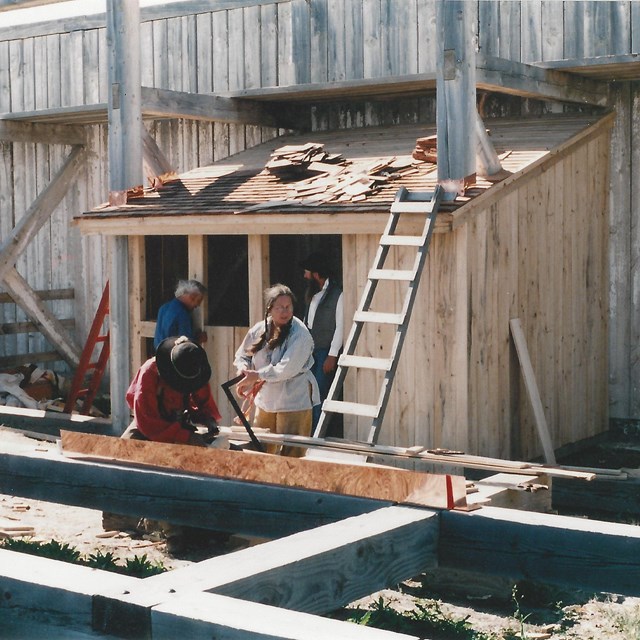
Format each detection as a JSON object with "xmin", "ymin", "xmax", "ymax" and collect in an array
[{"xmin": 1, "ymin": 1, "xmax": 639, "ymax": 117}]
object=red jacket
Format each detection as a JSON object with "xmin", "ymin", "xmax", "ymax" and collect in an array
[{"xmin": 126, "ymin": 357, "xmax": 222, "ymax": 443}]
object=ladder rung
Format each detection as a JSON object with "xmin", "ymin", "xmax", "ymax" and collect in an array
[
  {"xmin": 380, "ymin": 235, "xmax": 424, "ymax": 247},
  {"xmin": 96, "ymin": 335, "xmax": 108, "ymax": 343},
  {"xmin": 390, "ymin": 201, "xmax": 435, "ymax": 213},
  {"xmin": 339, "ymin": 355, "xmax": 393, "ymax": 371},
  {"xmin": 323, "ymin": 399, "xmax": 379, "ymax": 418},
  {"xmin": 369, "ymin": 268, "xmax": 414, "ymax": 281},
  {"xmin": 354, "ymin": 310, "xmax": 404, "ymax": 325}
]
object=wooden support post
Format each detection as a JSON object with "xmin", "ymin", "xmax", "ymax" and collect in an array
[
  {"xmin": 107, "ymin": 0, "xmax": 142, "ymax": 431},
  {"xmin": 475, "ymin": 109, "xmax": 505, "ymax": 178},
  {"xmin": 188, "ymin": 235, "xmax": 207, "ymax": 339},
  {"xmin": 128, "ymin": 235, "xmax": 147, "ymax": 371},
  {"xmin": 436, "ymin": 0, "xmax": 476, "ymax": 194},
  {"xmin": 509, "ymin": 318, "xmax": 556, "ymax": 464},
  {"xmin": 247, "ymin": 235, "xmax": 270, "ymax": 324},
  {"xmin": 141, "ymin": 123, "xmax": 174, "ymax": 183}
]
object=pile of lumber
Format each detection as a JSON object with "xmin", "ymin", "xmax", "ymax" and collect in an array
[
  {"xmin": 262, "ymin": 143, "xmax": 420, "ymax": 205},
  {"xmin": 412, "ymin": 135, "xmax": 437, "ymax": 163},
  {"xmin": 265, "ymin": 143, "xmax": 345, "ymax": 178}
]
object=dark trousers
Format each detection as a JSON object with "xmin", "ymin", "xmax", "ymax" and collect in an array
[{"xmin": 311, "ymin": 347, "xmax": 333, "ymax": 429}]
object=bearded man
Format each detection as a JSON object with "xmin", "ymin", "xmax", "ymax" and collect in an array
[{"xmin": 300, "ymin": 252, "xmax": 344, "ymax": 429}]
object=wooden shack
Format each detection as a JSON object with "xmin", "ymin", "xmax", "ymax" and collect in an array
[{"xmin": 76, "ymin": 112, "xmax": 611, "ymax": 461}]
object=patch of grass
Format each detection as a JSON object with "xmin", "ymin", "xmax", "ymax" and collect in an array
[
  {"xmin": 124, "ymin": 553, "xmax": 166, "ymax": 578},
  {"xmin": 347, "ymin": 596, "xmax": 499, "ymax": 639},
  {"xmin": 0, "ymin": 538, "xmax": 166, "ymax": 577}
]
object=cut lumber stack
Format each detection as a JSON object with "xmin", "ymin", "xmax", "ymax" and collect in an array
[
  {"xmin": 263, "ymin": 143, "xmax": 420, "ymax": 205},
  {"xmin": 412, "ymin": 135, "xmax": 437, "ymax": 162},
  {"xmin": 265, "ymin": 143, "xmax": 345, "ymax": 178}
]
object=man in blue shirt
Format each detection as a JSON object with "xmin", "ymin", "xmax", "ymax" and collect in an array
[{"xmin": 154, "ymin": 279, "xmax": 207, "ymax": 350}]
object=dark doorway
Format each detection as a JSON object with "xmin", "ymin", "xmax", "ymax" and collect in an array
[{"xmin": 145, "ymin": 236, "xmax": 189, "ymax": 319}]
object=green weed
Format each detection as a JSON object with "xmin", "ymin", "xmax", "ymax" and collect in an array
[
  {"xmin": 348, "ymin": 596, "xmax": 498, "ymax": 639},
  {"xmin": 0, "ymin": 538, "xmax": 166, "ymax": 577}
]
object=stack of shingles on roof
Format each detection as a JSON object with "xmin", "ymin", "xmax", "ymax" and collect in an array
[{"xmin": 262, "ymin": 143, "xmax": 423, "ymax": 206}]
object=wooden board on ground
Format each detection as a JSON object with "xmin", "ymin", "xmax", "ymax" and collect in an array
[{"xmin": 60, "ymin": 431, "xmax": 468, "ymax": 510}]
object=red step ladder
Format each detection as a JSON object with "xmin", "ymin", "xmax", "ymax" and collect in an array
[{"xmin": 64, "ymin": 282, "xmax": 110, "ymax": 415}]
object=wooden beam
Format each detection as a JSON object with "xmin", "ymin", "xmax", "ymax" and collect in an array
[
  {"xmin": 107, "ymin": 0, "xmax": 140, "ymax": 431},
  {"xmin": 0, "ymin": 408, "xmax": 116, "ymax": 436},
  {"xmin": 509, "ymin": 318, "xmax": 556, "ymax": 464},
  {"xmin": 152, "ymin": 592, "xmax": 416, "ymax": 640},
  {"xmin": 0, "ymin": 287, "xmax": 74, "ymax": 303},
  {"xmin": 0, "ymin": 121, "xmax": 85, "ymax": 144},
  {"xmin": 141, "ymin": 124, "xmax": 174, "ymax": 182},
  {"xmin": 436, "ymin": 0, "xmax": 476, "ymax": 188},
  {"xmin": 535, "ymin": 54, "xmax": 640, "ymax": 83},
  {"xmin": 553, "ymin": 474, "xmax": 640, "ymax": 520},
  {"xmin": 223, "ymin": 73, "xmax": 438, "ymax": 102},
  {"xmin": 74, "ymin": 212, "xmax": 409, "ymax": 237},
  {"xmin": 0, "ymin": 145, "xmax": 86, "ymax": 284},
  {"xmin": 2, "ymin": 268, "xmax": 82, "ymax": 366},
  {"xmin": 140, "ymin": 86, "xmax": 293, "ymax": 128},
  {"xmin": 477, "ymin": 55, "xmax": 610, "ymax": 107},
  {"xmin": 95, "ymin": 506, "xmax": 438, "ymax": 635},
  {"xmin": 0, "ymin": 548, "xmax": 139, "ymax": 623},
  {"xmin": 0, "ymin": 317, "xmax": 74, "ymax": 334},
  {"xmin": 440, "ymin": 506, "xmax": 640, "ymax": 597},
  {"xmin": 0, "ymin": 446, "xmax": 391, "ymax": 538},
  {"xmin": 247, "ymin": 235, "xmax": 269, "ymax": 325},
  {"xmin": 60, "ymin": 431, "xmax": 468, "ymax": 510}
]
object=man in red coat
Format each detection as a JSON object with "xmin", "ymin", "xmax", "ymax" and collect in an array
[
  {"xmin": 103, "ymin": 337, "xmax": 224, "ymax": 550},
  {"xmin": 124, "ymin": 335, "xmax": 222, "ymax": 444}
]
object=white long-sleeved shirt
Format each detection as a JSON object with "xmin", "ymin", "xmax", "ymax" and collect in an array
[
  {"xmin": 306, "ymin": 279, "xmax": 344, "ymax": 357},
  {"xmin": 234, "ymin": 316, "xmax": 320, "ymax": 412}
]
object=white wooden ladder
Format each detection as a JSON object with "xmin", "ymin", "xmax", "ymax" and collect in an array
[{"xmin": 313, "ymin": 186, "xmax": 444, "ymax": 445}]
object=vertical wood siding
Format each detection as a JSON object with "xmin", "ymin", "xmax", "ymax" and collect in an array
[{"xmin": 339, "ymin": 125, "xmax": 609, "ymax": 459}]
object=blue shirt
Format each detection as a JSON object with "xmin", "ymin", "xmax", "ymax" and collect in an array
[{"xmin": 154, "ymin": 298, "xmax": 194, "ymax": 349}]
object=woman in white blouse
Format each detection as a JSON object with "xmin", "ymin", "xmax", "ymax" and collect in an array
[{"xmin": 234, "ymin": 283, "xmax": 320, "ymax": 456}]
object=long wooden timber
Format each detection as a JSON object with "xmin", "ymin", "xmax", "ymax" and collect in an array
[
  {"xmin": 0, "ymin": 86, "xmax": 307, "ymax": 129},
  {"xmin": 223, "ymin": 429, "xmax": 595, "ymax": 480},
  {"xmin": 59, "ymin": 431, "xmax": 469, "ymax": 510}
]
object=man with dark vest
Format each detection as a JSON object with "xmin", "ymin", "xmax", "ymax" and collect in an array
[{"xmin": 300, "ymin": 252, "xmax": 343, "ymax": 429}]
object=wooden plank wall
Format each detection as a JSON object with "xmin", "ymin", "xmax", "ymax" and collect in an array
[
  {"xmin": 0, "ymin": 0, "xmax": 637, "ymax": 427},
  {"xmin": 343, "ymin": 123, "xmax": 610, "ymax": 460}
]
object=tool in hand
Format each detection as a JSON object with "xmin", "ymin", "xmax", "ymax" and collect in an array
[{"xmin": 221, "ymin": 374, "xmax": 265, "ymax": 452}]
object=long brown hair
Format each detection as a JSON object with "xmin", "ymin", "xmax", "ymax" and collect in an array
[{"xmin": 249, "ymin": 284, "xmax": 296, "ymax": 354}]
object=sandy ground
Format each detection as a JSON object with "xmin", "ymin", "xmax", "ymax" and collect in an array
[{"xmin": 2, "ymin": 427, "xmax": 640, "ymax": 639}]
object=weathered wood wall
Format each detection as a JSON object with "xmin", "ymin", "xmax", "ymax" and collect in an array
[
  {"xmin": 0, "ymin": 0, "xmax": 637, "ymax": 428},
  {"xmin": 339, "ymin": 121, "xmax": 610, "ymax": 460}
]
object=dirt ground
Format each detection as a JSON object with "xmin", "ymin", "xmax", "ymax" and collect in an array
[{"xmin": 2, "ymin": 427, "xmax": 640, "ymax": 639}]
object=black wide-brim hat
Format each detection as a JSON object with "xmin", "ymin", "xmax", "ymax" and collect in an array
[{"xmin": 155, "ymin": 336, "xmax": 212, "ymax": 393}]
